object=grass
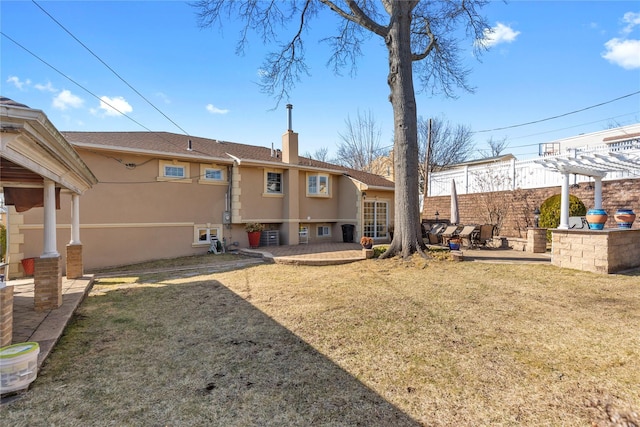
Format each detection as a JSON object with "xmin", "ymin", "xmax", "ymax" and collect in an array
[{"xmin": 2, "ymin": 255, "xmax": 639, "ymax": 426}]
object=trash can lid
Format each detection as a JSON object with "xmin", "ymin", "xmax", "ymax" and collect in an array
[{"xmin": 0, "ymin": 342, "xmax": 40, "ymax": 359}]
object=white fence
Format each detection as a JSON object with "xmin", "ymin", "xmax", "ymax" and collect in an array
[{"xmin": 428, "ymin": 140, "xmax": 640, "ymax": 197}]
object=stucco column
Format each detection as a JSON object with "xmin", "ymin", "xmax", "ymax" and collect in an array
[
  {"xmin": 558, "ymin": 172, "xmax": 570, "ymax": 229},
  {"xmin": 66, "ymin": 194, "xmax": 84, "ymax": 279},
  {"xmin": 69, "ymin": 193, "xmax": 81, "ymax": 245},
  {"xmin": 594, "ymin": 177, "xmax": 603, "ymax": 209},
  {"xmin": 42, "ymin": 179, "xmax": 59, "ymax": 257}
]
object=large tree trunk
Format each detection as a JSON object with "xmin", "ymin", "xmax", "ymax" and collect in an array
[{"xmin": 381, "ymin": 2, "xmax": 426, "ymax": 259}]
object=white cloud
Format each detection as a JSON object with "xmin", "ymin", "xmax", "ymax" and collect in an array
[
  {"xmin": 621, "ymin": 11, "xmax": 640, "ymax": 35},
  {"xmin": 602, "ymin": 12, "xmax": 640, "ymax": 70},
  {"xmin": 52, "ymin": 90, "xmax": 84, "ymax": 110},
  {"xmin": 477, "ymin": 23, "xmax": 520, "ymax": 48},
  {"xmin": 6, "ymin": 76, "xmax": 31, "ymax": 90},
  {"xmin": 97, "ymin": 96, "xmax": 133, "ymax": 117},
  {"xmin": 602, "ymin": 38, "xmax": 640, "ymax": 69},
  {"xmin": 206, "ymin": 104, "xmax": 229, "ymax": 115},
  {"xmin": 35, "ymin": 81, "xmax": 57, "ymax": 93}
]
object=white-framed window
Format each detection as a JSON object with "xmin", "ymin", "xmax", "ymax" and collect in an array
[
  {"xmin": 205, "ymin": 169, "xmax": 222, "ymax": 180},
  {"xmin": 198, "ymin": 164, "xmax": 226, "ymax": 185},
  {"xmin": 264, "ymin": 170, "xmax": 283, "ymax": 195},
  {"xmin": 158, "ymin": 159, "xmax": 191, "ymax": 183},
  {"xmin": 317, "ymin": 225, "xmax": 331, "ymax": 237},
  {"xmin": 194, "ymin": 225, "xmax": 221, "ymax": 245},
  {"xmin": 307, "ymin": 173, "xmax": 329, "ymax": 196},
  {"xmin": 363, "ymin": 200, "xmax": 389, "ymax": 239},
  {"xmin": 165, "ymin": 165, "xmax": 184, "ymax": 177}
]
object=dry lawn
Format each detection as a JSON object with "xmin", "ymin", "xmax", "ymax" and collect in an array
[{"xmin": 2, "ymin": 255, "xmax": 639, "ymax": 426}]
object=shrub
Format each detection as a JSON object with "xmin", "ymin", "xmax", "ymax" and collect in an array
[
  {"xmin": 360, "ymin": 236, "xmax": 374, "ymax": 247},
  {"xmin": 539, "ymin": 194, "xmax": 586, "ymax": 240},
  {"xmin": 373, "ymin": 246, "xmax": 388, "ymax": 258},
  {"xmin": 244, "ymin": 222, "xmax": 264, "ymax": 232}
]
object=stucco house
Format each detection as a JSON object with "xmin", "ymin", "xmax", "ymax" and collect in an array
[{"xmin": 8, "ymin": 107, "xmax": 394, "ymax": 272}]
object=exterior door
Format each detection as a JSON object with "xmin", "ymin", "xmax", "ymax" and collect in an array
[{"xmin": 363, "ymin": 201, "xmax": 389, "ymax": 239}]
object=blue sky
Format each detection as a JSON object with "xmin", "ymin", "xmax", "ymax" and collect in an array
[{"xmin": 1, "ymin": 1, "xmax": 639, "ymax": 160}]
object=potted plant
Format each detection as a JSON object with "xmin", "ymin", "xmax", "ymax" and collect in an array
[
  {"xmin": 360, "ymin": 236, "xmax": 374, "ymax": 249},
  {"xmin": 245, "ymin": 222, "xmax": 264, "ymax": 248},
  {"xmin": 448, "ymin": 236, "xmax": 462, "ymax": 250}
]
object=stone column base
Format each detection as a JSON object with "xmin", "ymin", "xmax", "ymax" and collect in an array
[
  {"xmin": 527, "ymin": 228, "xmax": 548, "ymax": 253},
  {"xmin": 363, "ymin": 248, "xmax": 374, "ymax": 259},
  {"xmin": 34, "ymin": 256, "xmax": 62, "ymax": 312},
  {"xmin": 66, "ymin": 244, "xmax": 84, "ymax": 279},
  {"xmin": 0, "ymin": 286, "xmax": 14, "ymax": 346}
]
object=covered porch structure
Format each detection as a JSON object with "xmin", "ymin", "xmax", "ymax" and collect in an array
[{"xmin": 1, "ymin": 97, "xmax": 97, "ymax": 346}]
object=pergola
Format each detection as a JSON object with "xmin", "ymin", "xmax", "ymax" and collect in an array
[{"xmin": 535, "ymin": 150, "xmax": 640, "ymax": 228}]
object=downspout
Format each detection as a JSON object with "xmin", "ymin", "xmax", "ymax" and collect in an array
[{"xmin": 225, "ymin": 165, "xmax": 233, "ymax": 228}]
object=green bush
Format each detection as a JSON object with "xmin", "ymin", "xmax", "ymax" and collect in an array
[
  {"xmin": 373, "ymin": 246, "xmax": 388, "ymax": 258},
  {"xmin": 539, "ymin": 194, "xmax": 586, "ymax": 240}
]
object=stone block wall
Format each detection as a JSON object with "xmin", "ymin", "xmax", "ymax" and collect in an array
[
  {"xmin": 34, "ymin": 256, "xmax": 62, "ymax": 311},
  {"xmin": 551, "ymin": 229, "xmax": 640, "ymax": 274},
  {"xmin": 424, "ymin": 178, "xmax": 640, "ymax": 238},
  {"xmin": 0, "ymin": 286, "xmax": 13, "ymax": 346}
]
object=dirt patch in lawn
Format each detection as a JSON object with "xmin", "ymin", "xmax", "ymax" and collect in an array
[{"xmin": 3, "ymin": 256, "xmax": 639, "ymax": 426}]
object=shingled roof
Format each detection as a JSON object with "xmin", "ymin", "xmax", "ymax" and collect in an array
[{"xmin": 62, "ymin": 131, "xmax": 394, "ymax": 189}]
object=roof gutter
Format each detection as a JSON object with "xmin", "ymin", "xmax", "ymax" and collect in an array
[{"xmin": 69, "ymin": 142, "xmax": 235, "ymax": 164}]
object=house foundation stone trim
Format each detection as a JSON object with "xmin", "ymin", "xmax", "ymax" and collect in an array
[
  {"xmin": 34, "ymin": 256, "xmax": 63, "ymax": 311},
  {"xmin": 0, "ymin": 287, "xmax": 13, "ymax": 346},
  {"xmin": 66, "ymin": 244, "xmax": 83, "ymax": 279}
]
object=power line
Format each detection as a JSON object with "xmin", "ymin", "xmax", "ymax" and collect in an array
[
  {"xmin": 1, "ymin": 31, "xmax": 214, "ymax": 158},
  {"xmin": 474, "ymin": 91, "xmax": 640, "ymax": 133},
  {"xmin": 31, "ymin": 0, "xmax": 191, "ymax": 136},
  {"xmin": 1, "ymin": 31, "xmax": 157, "ymax": 134},
  {"xmin": 502, "ymin": 112, "xmax": 638, "ymax": 143}
]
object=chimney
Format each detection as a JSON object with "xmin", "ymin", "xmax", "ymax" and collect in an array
[
  {"xmin": 286, "ymin": 103, "xmax": 293, "ymax": 131},
  {"xmin": 187, "ymin": 139, "xmax": 192, "ymax": 151},
  {"xmin": 282, "ymin": 104, "xmax": 298, "ymax": 164}
]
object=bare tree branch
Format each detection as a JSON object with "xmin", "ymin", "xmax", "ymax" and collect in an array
[{"xmin": 335, "ymin": 109, "xmax": 385, "ymax": 172}]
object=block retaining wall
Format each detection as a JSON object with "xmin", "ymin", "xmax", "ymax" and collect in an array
[
  {"xmin": 424, "ymin": 178, "xmax": 640, "ymax": 237},
  {"xmin": 551, "ymin": 228, "xmax": 640, "ymax": 274}
]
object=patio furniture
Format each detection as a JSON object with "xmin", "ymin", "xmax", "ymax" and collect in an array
[
  {"xmin": 473, "ymin": 224, "xmax": 495, "ymax": 247},
  {"xmin": 458, "ymin": 225, "xmax": 480, "ymax": 248},
  {"xmin": 440, "ymin": 225, "xmax": 461, "ymax": 246},
  {"xmin": 568, "ymin": 216, "xmax": 588, "ymax": 229},
  {"xmin": 424, "ymin": 223, "xmax": 447, "ymax": 245}
]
